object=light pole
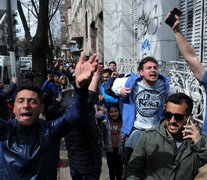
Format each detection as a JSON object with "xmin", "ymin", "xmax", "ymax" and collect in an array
[{"xmin": 7, "ymin": 0, "xmax": 16, "ymax": 77}]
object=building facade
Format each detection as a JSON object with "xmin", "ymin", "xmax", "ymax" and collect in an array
[
  {"xmin": 65, "ymin": 0, "xmax": 207, "ymax": 122},
  {"xmin": 104, "ymin": 0, "xmax": 181, "ymax": 72},
  {"xmin": 68, "ymin": 0, "xmax": 103, "ymax": 61}
]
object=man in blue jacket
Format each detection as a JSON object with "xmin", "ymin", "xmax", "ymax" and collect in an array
[
  {"xmin": 107, "ymin": 57, "xmax": 173, "ymax": 173},
  {"xmin": 0, "ymin": 52, "xmax": 98, "ymax": 180},
  {"xmin": 100, "ymin": 69, "xmax": 118, "ymax": 106}
]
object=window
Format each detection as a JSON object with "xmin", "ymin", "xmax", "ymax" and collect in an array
[{"xmin": 179, "ymin": 0, "xmax": 204, "ymax": 62}]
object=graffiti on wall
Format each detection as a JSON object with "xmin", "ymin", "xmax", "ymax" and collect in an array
[
  {"xmin": 138, "ymin": 4, "xmax": 159, "ymax": 40},
  {"xmin": 117, "ymin": 58, "xmax": 139, "ymax": 74},
  {"xmin": 142, "ymin": 39, "xmax": 151, "ymax": 51}
]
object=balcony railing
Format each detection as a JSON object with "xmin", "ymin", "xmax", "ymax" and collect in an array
[{"xmin": 169, "ymin": 61, "xmax": 206, "ymax": 124}]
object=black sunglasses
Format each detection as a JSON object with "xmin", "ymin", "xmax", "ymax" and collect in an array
[{"xmin": 164, "ymin": 112, "xmax": 189, "ymax": 122}]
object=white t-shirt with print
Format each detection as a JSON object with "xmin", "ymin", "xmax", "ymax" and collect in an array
[{"xmin": 132, "ymin": 79, "xmax": 165, "ymax": 130}]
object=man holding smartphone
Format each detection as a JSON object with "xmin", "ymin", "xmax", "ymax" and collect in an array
[
  {"xmin": 166, "ymin": 9, "xmax": 207, "ymax": 179},
  {"xmin": 166, "ymin": 10, "xmax": 207, "ymax": 135},
  {"xmin": 126, "ymin": 93, "xmax": 207, "ymax": 180}
]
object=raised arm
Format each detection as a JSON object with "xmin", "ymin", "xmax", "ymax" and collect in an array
[
  {"xmin": 0, "ymin": 77, "xmax": 17, "ymax": 99},
  {"xmin": 88, "ymin": 69, "xmax": 100, "ymax": 106},
  {"xmin": 52, "ymin": 52, "xmax": 98, "ymax": 137},
  {"xmin": 88, "ymin": 69, "xmax": 100, "ymax": 93},
  {"xmin": 167, "ymin": 11, "xmax": 205, "ymax": 82}
]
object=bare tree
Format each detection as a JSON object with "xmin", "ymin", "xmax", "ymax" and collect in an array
[
  {"xmin": 47, "ymin": 0, "xmax": 61, "ymax": 66},
  {"xmin": 17, "ymin": 0, "xmax": 61, "ymax": 86}
]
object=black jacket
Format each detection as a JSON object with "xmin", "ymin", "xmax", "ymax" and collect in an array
[
  {"xmin": 0, "ymin": 83, "xmax": 16, "ymax": 119},
  {"xmin": 0, "ymin": 88, "xmax": 88, "ymax": 180},
  {"xmin": 64, "ymin": 91, "xmax": 102, "ymax": 174}
]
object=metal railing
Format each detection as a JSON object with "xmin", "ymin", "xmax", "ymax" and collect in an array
[{"xmin": 169, "ymin": 61, "xmax": 206, "ymax": 124}]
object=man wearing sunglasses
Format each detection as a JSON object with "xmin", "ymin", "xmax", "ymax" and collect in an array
[
  {"xmin": 167, "ymin": 10, "xmax": 207, "ymax": 136},
  {"xmin": 126, "ymin": 93, "xmax": 207, "ymax": 180},
  {"xmin": 166, "ymin": 10, "xmax": 207, "ymax": 180}
]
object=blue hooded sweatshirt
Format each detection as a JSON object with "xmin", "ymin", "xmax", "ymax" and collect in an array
[{"xmin": 122, "ymin": 73, "xmax": 171, "ymax": 135}]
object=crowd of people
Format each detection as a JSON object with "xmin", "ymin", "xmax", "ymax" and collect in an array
[{"xmin": 1, "ymin": 10, "xmax": 207, "ymax": 180}]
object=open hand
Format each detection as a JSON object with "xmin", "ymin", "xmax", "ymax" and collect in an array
[{"xmin": 75, "ymin": 52, "xmax": 98, "ymax": 88}]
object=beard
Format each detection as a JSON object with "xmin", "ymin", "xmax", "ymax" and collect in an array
[{"xmin": 166, "ymin": 122, "xmax": 185, "ymax": 139}]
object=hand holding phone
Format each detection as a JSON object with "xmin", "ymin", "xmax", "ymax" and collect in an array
[
  {"xmin": 183, "ymin": 115, "xmax": 191, "ymax": 137},
  {"xmin": 182, "ymin": 117, "xmax": 201, "ymax": 144},
  {"xmin": 165, "ymin": 8, "xmax": 182, "ymax": 27}
]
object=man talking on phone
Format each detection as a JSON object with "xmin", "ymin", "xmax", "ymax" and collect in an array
[
  {"xmin": 166, "ymin": 9, "xmax": 207, "ymax": 180},
  {"xmin": 166, "ymin": 10, "xmax": 207, "ymax": 135},
  {"xmin": 126, "ymin": 93, "xmax": 207, "ymax": 180}
]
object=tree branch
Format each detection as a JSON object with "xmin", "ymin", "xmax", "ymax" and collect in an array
[
  {"xmin": 17, "ymin": 0, "xmax": 32, "ymax": 42},
  {"xmin": 21, "ymin": 2, "xmax": 38, "ymax": 19},
  {"xmin": 49, "ymin": 0, "xmax": 61, "ymax": 22},
  {"xmin": 31, "ymin": 0, "xmax": 39, "ymax": 17}
]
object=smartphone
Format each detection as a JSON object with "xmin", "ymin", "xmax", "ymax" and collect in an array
[
  {"xmin": 165, "ymin": 8, "xmax": 182, "ymax": 27},
  {"xmin": 183, "ymin": 115, "xmax": 191, "ymax": 137}
]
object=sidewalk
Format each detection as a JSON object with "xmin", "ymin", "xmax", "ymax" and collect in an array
[{"xmin": 57, "ymin": 139, "xmax": 109, "ymax": 180}]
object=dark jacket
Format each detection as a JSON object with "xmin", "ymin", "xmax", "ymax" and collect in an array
[
  {"xmin": 52, "ymin": 67, "xmax": 70, "ymax": 78},
  {"xmin": 127, "ymin": 119, "xmax": 207, "ymax": 180},
  {"xmin": 0, "ymin": 88, "xmax": 88, "ymax": 180},
  {"xmin": 64, "ymin": 91, "xmax": 102, "ymax": 175},
  {"xmin": 100, "ymin": 116, "xmax": 122, "ymax": 153},
  {"xmin": 0, "ymin": 83, "xmax": 17, "ymax": 119},
  {"xmin": 41, "ymin": 80, "xmax": 58, "ymax": 95},
  {"xmin": 41, "ymin": 80, "xmax": 58, "ymax": 102}
]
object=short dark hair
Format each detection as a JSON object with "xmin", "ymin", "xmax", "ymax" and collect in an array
[
  {"xmin": 109, "ymin": 61, "xmax": 116, "ymax": 66},
  {"xmin": 138, "ymin": 56, "xmax": 158, "ymax": 71},
  {"xmin": 166, "ymin": 93, "xmax": 193, "ymax": 115},
  {"xmin": 107, "ymin": 103, "xmax": 120, "ymax": 112},
  {"xmin": 16, "ymin": 83, "xmax": 43, "ymax": 103},
  {"xmin": 107, "ymin": 103, "xmax": 122, "ymax": 121},
  {"xmin": 102, "ymin": 68, "xmax": 112, "ymax": 76}
]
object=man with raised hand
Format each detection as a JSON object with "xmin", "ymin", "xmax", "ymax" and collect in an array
[
  {"xmin": 0, "ymin": 52, "xmax": 98, "ymax": 180},
  {"xmin": 166, "ymin": 10, "xmax": 207, "ymax": 135},
  {"xmin": 166, "ymin": 10, "xmax": 207, "ymax": 179}
]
